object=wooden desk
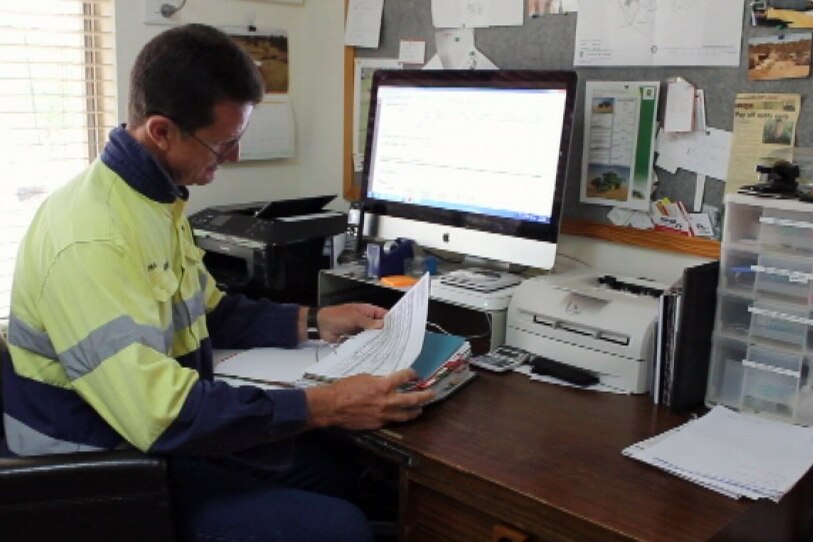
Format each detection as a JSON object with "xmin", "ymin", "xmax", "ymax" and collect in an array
[{"xmin": 361, "ymin": 371, "xmax": 813, "ymax": 542}]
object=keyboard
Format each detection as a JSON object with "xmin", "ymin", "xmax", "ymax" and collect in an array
[{"xmin": 439, "ymin": 268, "xmax": 522, "ymax": 292}]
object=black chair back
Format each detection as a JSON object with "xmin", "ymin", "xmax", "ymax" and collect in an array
[{"xmin": 0, "ymin": 332, "xmax": 6, "ymax": 440}]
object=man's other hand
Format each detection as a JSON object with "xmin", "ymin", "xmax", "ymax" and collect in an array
[
  {"xmin": 316, "ymin": 303, "xmax": 387, "ymax": 343},
  {"xmin": 305, "ymin": 369, "xmax": 434, "ymax": 431}
]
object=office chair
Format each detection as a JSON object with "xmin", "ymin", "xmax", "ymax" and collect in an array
[{"xmin": 0, "ymin": 333, "xmax": 177, "ymax": 542}]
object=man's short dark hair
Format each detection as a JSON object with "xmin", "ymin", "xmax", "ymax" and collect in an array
[{"xmin": 128, "ymin": 24, "xmax": 264, "ymax": 131}]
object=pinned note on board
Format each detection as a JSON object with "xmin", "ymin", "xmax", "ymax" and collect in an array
[
  {"xmin": 344, "ymin": 0, "xmax": 384, "ymax": 48},
  {"xmin": 664, "ymin": 78, "xmax": 695, "ymax": 133},
  {"xmin": 399, "ymin": 39, "xmax": 426, "ymax": 65},
  {"xmin": 655, "ymin": 127, "xmax": 733, "ymax": 181},
  {"xmin": 694, "ymin": 89, "xmax": 707, "ymax": 132}
]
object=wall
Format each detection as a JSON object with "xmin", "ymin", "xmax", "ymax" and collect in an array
[
  {"xmin": 112, "ymin": 0, "xmax": 705, "ymax": 284},
  {"xmin": 113, "ymin": 0, "xmax": 346, "ymax": 215}
]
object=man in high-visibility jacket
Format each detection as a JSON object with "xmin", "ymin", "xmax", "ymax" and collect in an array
[{"xmin": 3, "ymin": 23, "xmax": 433, "ymax": 542}]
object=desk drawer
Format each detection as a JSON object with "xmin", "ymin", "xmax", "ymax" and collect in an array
[{"xmin": 403, "ymin": 481, "xmax": 534, "ymax": 542}]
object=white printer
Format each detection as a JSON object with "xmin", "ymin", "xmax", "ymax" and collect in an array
[{"xmin": 506, "ymin": 270, "xmax": 664, "ymax": 393}]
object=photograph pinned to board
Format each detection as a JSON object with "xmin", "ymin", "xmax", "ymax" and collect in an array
[
  {"xmin": 227, "ymin": 27, "xmax": 289, "ymax": 93},
  {"xmin": 580, "ymin": 81, "xmax": 659, "ymax": 211},
  {"xmin": 225, "ymin": 26, "xmax": 295, "ymax": 160},
  {"xmin": 528, "ymin": 0, "xmax": 577, "ymax": 16},
  {"xmin": 753, "ymin": 4, "xmax": 813, "ymax": 28},
  {"xmin": 353, "ymin": 58, "xmax": 401, "ymax": 172},
  {"xmin": 748, "ymin": 33, "xmax": 812, "ymax": 80},
  {"xmin": 529, "ymin": 0, "xmax": 563, "ymax": 16}
]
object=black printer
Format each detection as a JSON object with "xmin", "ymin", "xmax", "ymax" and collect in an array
[{"xmin": 189, "ymin": 195, "xmax": 345, "ymax": 305}]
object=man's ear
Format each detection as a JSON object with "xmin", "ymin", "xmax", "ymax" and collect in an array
[{"xmin": 144, "ymin": 116, "xmax": 175, "ymax": 152}]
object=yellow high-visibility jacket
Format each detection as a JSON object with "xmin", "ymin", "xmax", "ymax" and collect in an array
[{"xmin": 4, "ymin": 126, "xmax": 307, "ymax": 456}]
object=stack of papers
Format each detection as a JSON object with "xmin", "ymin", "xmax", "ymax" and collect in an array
[
  {"xmin": 214, "ymin": 273, "xmax": 476, "ymax": 401},
  {"xmin": 302, "ymin": 273, "xmax": 431, "ymax": 382},
  {"xmin": 623, "ymin": 406, "xmax": 813, "ymax": 501}
]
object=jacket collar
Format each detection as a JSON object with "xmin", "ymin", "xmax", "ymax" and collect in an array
[{"xmin": 100, "ymin": 125, "xmax": 188, "ymax": 203}]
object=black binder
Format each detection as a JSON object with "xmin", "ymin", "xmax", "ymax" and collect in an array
[{"xmin": 668, "ymin": 261, "xmax": 720, "ymax": 414}]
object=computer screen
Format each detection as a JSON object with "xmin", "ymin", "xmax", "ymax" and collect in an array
[{"xmin": 361, "ymin": 70, "xmax": 577, "ymax": 270}]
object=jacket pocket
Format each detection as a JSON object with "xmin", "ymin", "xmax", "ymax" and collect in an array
[{"xmin": 149, "ymin": 268, "xmax": 179, "ymax": 302}]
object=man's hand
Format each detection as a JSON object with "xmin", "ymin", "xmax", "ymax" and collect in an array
[
  {"xmin": 305, "ymin": 369, "xmax": 435, "ymax": 430},
  {"xmin": 313, "ymin": 303, "xmax": 387, "ymax": 343}
]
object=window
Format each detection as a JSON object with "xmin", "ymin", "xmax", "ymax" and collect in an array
[{"xmin": 0, "ymin": 1, "xmax": 116, "ymax": 323}]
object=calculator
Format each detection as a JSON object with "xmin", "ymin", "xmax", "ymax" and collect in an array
[{"xmin": 470, "ymin": 344, "xmax": 533, "ymax": 373}]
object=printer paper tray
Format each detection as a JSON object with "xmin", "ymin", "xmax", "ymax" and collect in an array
[{"xmin": 506, "ymin": 326, "xmax": 650, "ymax": 394}]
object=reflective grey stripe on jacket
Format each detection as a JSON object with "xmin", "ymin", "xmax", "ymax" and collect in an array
[
  {"xmin": 3, "ymin": 413, "xmax": 110, "ymax": 456},
  {"xmin": 8, "ymin": 285, "xmax": 206, "ymax": 380}
]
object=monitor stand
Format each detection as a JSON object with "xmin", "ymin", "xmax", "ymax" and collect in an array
[{"xmin": 459, "ymin": 255, "xmax": 511, "ymax": 273}]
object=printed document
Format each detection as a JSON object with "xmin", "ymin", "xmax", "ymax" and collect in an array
[
  {"xmin": 574, "ymin": 0, "xmax": 744, "ymax": 67},
  {"xmin": 431, "ymin": 0, "xmax": 523, "ymax": 29},
  {"xmin": 725, "ymin": 93, "xmax": 801, "ymax": 194},
  {"xmin": 215, "ymin": 275, "xmax": 434, "ymax": 387},
  {"xmin": 580, "ymin": 81, "xmax": 659, "ymax": 211},
  {"xmin": 624, "ymin": 405, "xmax": 813, "ymax": 501},
  {"xmin": 304, "ymin": 273, "xmax": 430, "ymax": 381}
]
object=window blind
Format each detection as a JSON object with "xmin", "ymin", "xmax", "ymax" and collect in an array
[{"xmin": 0, "ymin": 0, "xmax": 117, "ymax": 323}]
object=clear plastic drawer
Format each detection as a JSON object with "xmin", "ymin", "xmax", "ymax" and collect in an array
[
  {"xmin": 720, "ymin": 250, "xmax": 758, "ymax": 294},
  {"xmin": 706, "ymin": 335, "xmax": 747, "ymax": 408},
  {"xmin": 723, "ymin": 201, "xmax": 763, "ymax": 246},
  {"xmin": 742, "ymin": 346, "xmax": 803, "ymax": 419},
  {"xmin": 716, "ymin": 294, "xmax": 751, "ymax": 339},
  {"xmin": 753, "ymin": 254, "xmax": 813, "ymax": 304},
  {"xmin": 749, "ymin": 302, "xmax": 813, "ymax": 348},
  {"xmin": 759, "ymin": 208, "xmax": 813, "ymax": 257}
]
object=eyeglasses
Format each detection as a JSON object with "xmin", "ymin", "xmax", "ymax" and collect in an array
[
  {"xmin": 184, "ymin": 131, "xmax": 242, "ymax": 164},
  {"xmin": 155, "ymin": 113, "xmax": 246, "ymax": 163}
]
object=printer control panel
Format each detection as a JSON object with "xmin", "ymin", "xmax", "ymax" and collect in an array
[
  {"xmin": 189, "ymin": 210, "xmax": 270, "ymax": 242},
  {"xmin": 189, "ymin": 209, "xmax": 329, "ymax": 245}
]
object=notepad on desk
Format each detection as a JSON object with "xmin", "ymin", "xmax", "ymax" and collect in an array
[{"xmin": 214, "ymin": 345, "xmax": 319, "ymax": 389}]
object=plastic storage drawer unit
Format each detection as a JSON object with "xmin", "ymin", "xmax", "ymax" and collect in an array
[{"xmin": 707, "ymin": 194, "xmax": 813, "ymax": 426}]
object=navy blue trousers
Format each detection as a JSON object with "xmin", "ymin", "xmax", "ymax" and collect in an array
[{"xmin": 168, "ymin": 432, "xmax": 394, "ymax": 542}]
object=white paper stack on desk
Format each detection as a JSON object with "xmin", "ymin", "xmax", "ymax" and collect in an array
[{"xmin": 623, "ymin": 406, "xmax": 813, "ymax": 501}]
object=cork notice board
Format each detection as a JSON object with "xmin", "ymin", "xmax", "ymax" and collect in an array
[{"xmin": 343, "ymin": 2, "xmax": 810, "ymax": 259}]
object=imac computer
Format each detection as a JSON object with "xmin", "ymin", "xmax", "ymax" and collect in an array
[{"xmin": 360, "ymin": 69, "xmax": 577, "ymax": 272}]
